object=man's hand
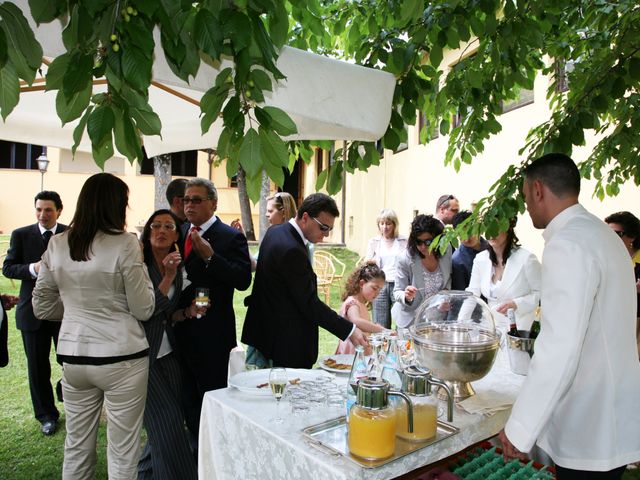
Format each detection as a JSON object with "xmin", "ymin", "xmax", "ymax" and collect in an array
[
  {"xmin": 496, "ymin": 301, "xmax": 517, "ymax": 314},
  {"xmin": 349, "ymin": 327, "xmax": 368, "ymax": 349},
  {"xmin": 498, "ymin": 429, "xmax": 529, "ymax": 463},
  {"xmin": 33, "ymin": 261, "xmax": 42, "ymax": 274},
  {"xmin": 1, "ymin": 294, "xmax": 19, "ymax": 310},
  {"xmin": 190, "ymin": 230, "xmax": 214, "ymax": 261}
]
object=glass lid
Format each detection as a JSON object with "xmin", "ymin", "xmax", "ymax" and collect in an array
[{"xmin": 410, "ymin": 290, "xmax": 497, "ymax": 346}]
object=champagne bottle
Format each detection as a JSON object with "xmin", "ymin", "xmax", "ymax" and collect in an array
[
  {"xmin": 346, "ymin": 345, "xmax": 368, "ymax": 421},
  {"xmin": 507, "ymin": 308, "xmax": 518, "ymax": 336},
  {"xmin": 530, "ymin": 303, "xmax": 541, "ymax": 339}
]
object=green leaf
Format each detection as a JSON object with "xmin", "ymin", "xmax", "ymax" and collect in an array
[
  {"xmin": 238, "ymin": 128, "xmax": 262, "ymax": 177},
  {"xmin": 262, "ymin": 106, "xmax": 297, "ymax": 136},
  {"xmin": 195, "ymin": 9, "xmax": 223, "ymax": 61},
  {"xmin": 224, "ymin": 11, "xmax": 252, "ymax": 51},
  {"xmin": 131, "ymin": 108, "xmax": 162, "ymax": 136},
  {"xmin": 429, "ymin": 46, "xmax": 443, "ymax": 68},
  {"xmin": 315, "ymin": 168, "xmax": 328, "ymax": 190},
  {"xmin": 113, "ymin": 107, "xmax": 143, "ymax": 164},
  {"xmin": 245, "ymin": 170, "xmax": 263, "ymax": 203},
  {"xmin": 87, "ymin": 104, "xmax": 115, "ymax": 146},
  {"xmin": 92, "ymin": 135, "xmax": 114, "ymax": 169},
  {"xmin": 251, "ymin": 69, "xmax": 272, "ymax": 92},
  {"xmin": 327, "ymin": 161, "xmax": 344, "ymax": 194},
  {"xmin": 267, "ymin": 0, "xmax": 289, "ymax": 48},
  {"xmin": 123, "ymin": 17, "xmax": 155, "ymax": 58},
  {"xmin": 259, "ymin": 127, "xmax": 289, "ymax": 167},
  {"xmin": 71, "ymin": 105, "xmax": 93, "ymax": 157},
  {"xmin": 28, "ymin": 0, "xmax": 65, "ymax": 24},
  {"xmin": 254, "ymin": 106, "xmax": 272, "ymax": 128},
  {"xmin": 44, "ymin": 53, "xmax": 69, "ymax": 91},
  {"xmin": 200, "ymin": 83, "xmax": 231, "ymax": 133},
  {"xmin": 55, "ymin": 82, "xmax": 92, "ymax": 125},
  {"xmin": 0, "ymin": 3, "xmax": 42, "ymax": 84},
  {"xmin": 62, "ymin": 50, "xmax": 93, "ymax": 97},
  {"xmin": 629, "ymin": 58, "xmax": 640, "ymax": 81},
  {"xmin": 122, "ymin": 46, "xmax": 152, "ymax": 92},
  {"xmin": 400, "ymin": 0, "xmax": 422, "ymax": 24},
  {"xmin": 218, "ymin": 126, "xmax": 234, "ymax": 160},
  {"xmin": 0, "ymin": 62, "xmax": 19, "ymax": 120},
  {"xmin": 0, "ymin": 28, "xmax": 7, "ymax": 68}
]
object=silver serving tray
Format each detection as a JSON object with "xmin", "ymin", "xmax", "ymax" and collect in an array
[{"xmin": 302, "ymin": 416, "xmax": 459, "ymax": 469}]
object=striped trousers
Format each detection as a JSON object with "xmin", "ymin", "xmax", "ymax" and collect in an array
[{"xmin": 372, "ymin": 281, "xmax": 395, "ymax": 329}]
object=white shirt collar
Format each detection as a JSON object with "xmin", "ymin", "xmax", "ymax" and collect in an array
[
  {"xmin": 288, "ymin": 218, "xmax": 309, "ymax": 247},
  {"xmin": 190, "ymin": 215, "xmax": 217, "ymax": 233},
  {"xmin": 543, "ymin": 203, "xmax": 583, "ymax": 243},
  {"xmin": 38, "ymin": 223, "xmax": 58, "ymax": 235}
]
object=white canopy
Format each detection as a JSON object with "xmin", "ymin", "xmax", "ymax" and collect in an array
[{"xmin": 1, "ymin": 1, "xmax": 396, "ymax": 157}]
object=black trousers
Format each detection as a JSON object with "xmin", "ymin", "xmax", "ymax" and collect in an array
[
  {"xmin": 21, "ymin": 320, "xmax": 61, "ymax": 423},
  {"xmin": 555, "ymin": 464, "xmax": 626, "ymax": 480}
]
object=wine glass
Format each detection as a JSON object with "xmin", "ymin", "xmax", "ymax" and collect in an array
[
  {"xmin": 195, "ymin": 287, "xmax": 209, "ymax": 319},
  {"xmin": 269, "ymin": 367, "xmax": 287, "ymax": 423}
]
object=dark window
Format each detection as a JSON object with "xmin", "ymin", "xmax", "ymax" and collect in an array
[
  {"xmin": 139, "ymin": 149, "xmax": 197, "ymax": 176},
  {"xmin": 315, "ymin": 148, "xmax": 324, "ymax": 174},
  {"xmin": 229, "ymin": 174, "xmax": 238, "ymax": 188},
  {"xmin": 0, "ymin": 141, "xmax": 43, "ymax": 170},
  {"xmin": 501, "ymin": 88, "xmax": 534, "ymax": 113}
]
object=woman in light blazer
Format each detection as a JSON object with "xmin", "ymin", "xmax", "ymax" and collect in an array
[
  {"xmin": 33, "ymin": 173, "xmax": 155, "ymax": 480},
  {"xmin": 392, "ymin": 215, "xmax": 452, "ymax": 329},
  {"xmin": 466, "ymin": 218, "xmax": 541, "ymax": 334},
  {"xmin": 364, "ymin": 209, "xmax": 407, "ymax": 328}
]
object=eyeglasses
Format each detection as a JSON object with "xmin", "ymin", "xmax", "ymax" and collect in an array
[
  {"xmin": 613, "ymin": 230, "xmax": 626, "ymax": 238},
  {"xmin": 415, "ymin": 238, "xmax": 433, "ymax": 247},
  {"xmin": 150, "ymin": 222, "xmax": 177, "ymax": 231},
  {"xmin": 311, "ymin": 216, "xmax": 333, "ymax": 232},
  {"xmin": 183, "ymin": 196, "xmax": 211, "ymax": 205},
  {"xmin": 437, "ymin": 194, "xmax": 455, "ymax": 209}
]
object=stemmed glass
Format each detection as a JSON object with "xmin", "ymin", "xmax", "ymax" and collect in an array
[{"xmin": 269, "ymin": 367, "xmax": 287, "ymax": 423}]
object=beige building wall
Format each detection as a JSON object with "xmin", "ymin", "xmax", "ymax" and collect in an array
[{"xmin": 343, "ymin": 51, "xmax": 640, "ymax": 261}]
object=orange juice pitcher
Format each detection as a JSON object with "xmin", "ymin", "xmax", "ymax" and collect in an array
[{"xmin": 348, "ymin": 378, "xmax": 413, "ymax": 460}]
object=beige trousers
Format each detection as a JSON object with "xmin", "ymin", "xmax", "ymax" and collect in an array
[{"xmin": 62, "ymin": 357, "xmax": 149, "ymax": 480}]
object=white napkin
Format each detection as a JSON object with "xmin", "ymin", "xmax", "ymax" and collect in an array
[{"xmin": 457, "ymin": 388, "xmax": 518, "ymax": 415}]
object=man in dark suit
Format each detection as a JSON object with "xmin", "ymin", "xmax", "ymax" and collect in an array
[
  {"xmin": 2, "ymin": 191, "xmax": 66, "ymax": 435},
  {"xmin": 166, "ymin": 178, "xmax": 188, "ymax": 225},
  {"xmin": 173, "ymin": 178, "xmax": 252, "ymax": 446},
  {"xmin": 242, "ymin": 193, "xmax": 367, "ymax": 369}
]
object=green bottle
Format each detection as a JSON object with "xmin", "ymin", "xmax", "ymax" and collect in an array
[{"xmin": 530, "ymin": 304, "xmax": 541, "ymax": 339}]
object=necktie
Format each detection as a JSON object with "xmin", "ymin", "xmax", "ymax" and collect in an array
[
  {"xmin": 184, "ymin": 226, "xmax": 200, "ymax": 258},
  {"xmin": 42, "ymin": 230, "xmax": 53, "ymax": 248}
]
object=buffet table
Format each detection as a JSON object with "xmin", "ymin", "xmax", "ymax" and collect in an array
[{"xmin": 198, "ymin": 353, "xmax": 524, "ymax": 479}]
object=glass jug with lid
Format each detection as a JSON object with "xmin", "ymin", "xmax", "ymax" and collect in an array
[
  {"xmin": 348, "ymin": 378, "xmax": 413, "ymax": 460},
  {"xmin": 396, "ymin": 366, "xmax": 453, "ymax": 442}
]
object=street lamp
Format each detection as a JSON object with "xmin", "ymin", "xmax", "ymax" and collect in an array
[{"xmin": 37, "ymin": 146, "xmax": 49, "ymax": 192}]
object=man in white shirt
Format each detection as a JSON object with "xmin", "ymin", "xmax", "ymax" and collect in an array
[{"xmin": 499, "ymin": 153, "xmax": 640, "ymax": 479}]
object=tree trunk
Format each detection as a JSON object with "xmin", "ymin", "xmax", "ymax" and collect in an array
[
  {"xmin": 259, "ymin": 171, "xmax": 270, "ymax": 242},
  {"xmin": 236, "ymin": 167, "xmax": 256, "ymax": 241},
  {"xmin": 153, "ymin": 154, "xmax": 172, "ymax": 211}
]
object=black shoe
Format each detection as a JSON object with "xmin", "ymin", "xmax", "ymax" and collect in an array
[{"xmin": 41, "ymin": 420, "xmax": 57, "ymax": 436}]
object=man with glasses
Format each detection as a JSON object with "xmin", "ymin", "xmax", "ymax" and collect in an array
[
  {"xmin": 242, "ymin": 193, "xmax": 368, "ymax": 369},
  {"xmin": 498, "ymin": 153, "xmax": 640, "ymax": 479},
  {"xmin": 173, "ymin": 178, "xmax": 252, "ymax": 448},
  {"xmin": 435, "ymin": 194, "xmax": 460, "ymax": 226}
]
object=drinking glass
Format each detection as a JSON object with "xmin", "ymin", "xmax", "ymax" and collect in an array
[
  {"xmin": 269, "ymin": 367, "xmax": 287, "ymax": 423},
  {"xmin": 195, "ymin": 287, "xmax": 209, "ymax": 319}
]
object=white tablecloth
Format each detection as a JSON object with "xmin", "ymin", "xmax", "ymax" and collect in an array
[{"xmin": 199, "ymin": 352, "xmax": 524, "ymax": 480}]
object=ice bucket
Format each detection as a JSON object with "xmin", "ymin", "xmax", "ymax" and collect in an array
[{"xmin": 506, "ymin": 333, "xmax": 535, "ymax": 375}]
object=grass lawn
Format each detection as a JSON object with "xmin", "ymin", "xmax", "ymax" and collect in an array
[
  {"xmin": 2, "ymin": 238, "xmax": 638, "ymax": 479},
  {"xmin": 0, "ymin": 239, "xmax": 358, "ymax": 479}
]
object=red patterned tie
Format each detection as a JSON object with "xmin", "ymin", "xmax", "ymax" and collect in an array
[{"xmin": 184, "ymin": 226, "xmax": 200, "ymax": 258}]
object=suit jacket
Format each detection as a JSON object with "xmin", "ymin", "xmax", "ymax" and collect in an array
[
  {"xmin": 505, "ymin": 204, "xmax": 640, "ymax": 470},
  {"xmin": 242, "ymin": 222, "xmax": 353, "ymax": 368},
  {"xmin": 2, "ymin": 223, "xmax": 66, "ymax": 332},
  {"xmin": 391, "ymin": 247, "xmax": 452, "ymax": 328},
  {"xmin": 466, "ymin": 247, "xmax": 541, "ymax": 331},
  {"xmin": 175, "ymin": 217, "xmax": 251, "ymax": 355},
  {"xmin": 32, "ymin": 231, "xmax": 155, "ymax": 358},
  {"xmin": 143, "ymin": 262, "xmax": 182, "ymax": 366}
]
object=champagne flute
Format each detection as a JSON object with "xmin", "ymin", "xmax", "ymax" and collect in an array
[
  {"xmin": 195, "ymin": 287, "xmax": 209, "ymax": 319},
  {"xmin": 269, "ymin": 367, "xmax": 287, "ymax": 423}
]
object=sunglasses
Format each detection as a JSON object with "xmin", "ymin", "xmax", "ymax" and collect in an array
[
  {"xmin": 613, "ymin": 230, "xmax": 626, "ymax": 238},
  {"xmin": 415, "ymin": 238, "xmax": 433, "ymax": 247},
  {"xmin": 311, "ymin": 216, "xmax": 333, "ymax": 232},
  {"xmin": 150, "ymin": 222, "xmax": 177, "ymax": 231},
  {"xmin": 183, "ymin": 196, "xmax": 211, "ymax": 205}
]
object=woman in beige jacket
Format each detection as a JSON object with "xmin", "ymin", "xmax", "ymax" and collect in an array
[{"xmin": 33, "ymin": 173, "xmax": 155, "ymax": 480}]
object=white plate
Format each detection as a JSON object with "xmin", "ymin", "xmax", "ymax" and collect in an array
[
  {"xmin": 228, "ymin": 368, "xmax": 333, "ymax": 396},
  {"xmin": 319, "ymin": 354, "xmax": 355, "ymax": 374}
]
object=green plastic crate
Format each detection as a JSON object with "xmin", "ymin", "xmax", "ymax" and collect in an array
[{"xmin": 448, "ymin": 445, "xmax": 555, "ymax": 480}]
